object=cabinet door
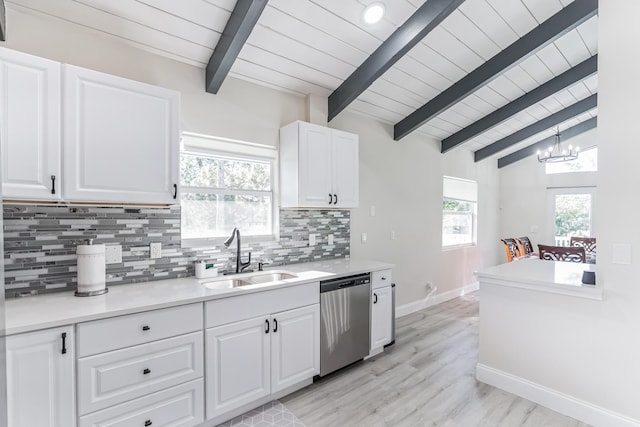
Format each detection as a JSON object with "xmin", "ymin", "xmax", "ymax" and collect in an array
[
  {"xmin": 271, "ymin": 304, "xmax": 320, "ymax": 393},
  {"xmin": 298, "ymin": 122, "xmax": 333, "ymax": 207},
  {"xmin": 6, "ymin": 326, "xmax": 75, "ymax": 427},
  {"xmin": 63, "ymin": 64, "xmax": 179, "ymax": 204},
  {"xmin": 371, "ymin": 286, "xmax": 393, "ymax": 350},
  {"xmin": 331, "ymin": 129, "xmax": 359, "ymax": 208},
  {"xmin": 0, "ymin": 48, "xmax": 61, "ymax": 200},
  {"xmin": 205, "ymin": 316, "xmax": 270, "ymax": 420}
]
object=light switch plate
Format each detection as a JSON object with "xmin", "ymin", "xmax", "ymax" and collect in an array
[
  {"xmin": 612, "ymin": 243, "xmax": 632, "ymax": 265},
  {"xmin": 309, "ymin": 234, "xmax": 316, "ymax": 246},
  {"xmin": 361, "ymin": 232, "xmax": 367, "ymax": 243},
  {"xmin": 150, "ymin": 242, "xmax": 162, "ymax": 259},
  {"xmin": 328, "ymin": 234, "xmax": 334, "ymax": 245},
  {"xmin": 105, "ymin": 245, "xmax": 122, "ymax": 264}
]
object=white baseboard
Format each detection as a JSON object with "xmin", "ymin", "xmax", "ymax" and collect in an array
[
  {"xmin": 476, "ymin": 363, "xmax": 640, "ymax": 427},
  {"xmin": 396, "ymin": 281, "xmax": 479, "ymax": 318}
]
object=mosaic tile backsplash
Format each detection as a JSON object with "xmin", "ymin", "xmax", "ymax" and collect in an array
[{"xmin": 3, "ymin": 205, "xmax": 350, "ymax": 297}]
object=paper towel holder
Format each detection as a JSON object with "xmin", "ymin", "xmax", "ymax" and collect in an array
[{"xmin": 75, "ymin": 238, "xmax": 109, "ymax": 297}]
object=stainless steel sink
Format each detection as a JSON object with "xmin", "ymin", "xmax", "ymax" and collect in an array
[
  {"xmin": 201, "ymin": 278, "xmax": 250, "ymax": 290},
  {"xmin": 244, "ymin": 272, "xmax": 298, "ymax": 284},
  {"xmin": 201, "ymin": 270, "xmax": 298, "ymax": 290}
]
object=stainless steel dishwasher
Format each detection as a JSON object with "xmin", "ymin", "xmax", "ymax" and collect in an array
[{"xmin": 319, "ymin": 273, "xmax": 371, "ymax": 377}]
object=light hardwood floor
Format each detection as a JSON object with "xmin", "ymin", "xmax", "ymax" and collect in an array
[{"xmin": 281, "ymin": 293, "xmax": 590, "ymax": 427}]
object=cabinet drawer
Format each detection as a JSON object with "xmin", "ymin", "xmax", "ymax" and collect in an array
[
  {"xmin": 79, "ymin": 379, "xmax": 204, "ymax": 427},
  {"xmin": 372, "ymin": 269, "xmax": 392, "ymax": 290},
  {"xmin": 77, "ymin": 303, "xmax": 202, "ymax": 357},
  {"xmin": 205, "ymin": 282, "xmax": 319, "ymax": 328},
  {"xmin": 78, "ymin": 331, "xmax": 203, "ymax": 415}
]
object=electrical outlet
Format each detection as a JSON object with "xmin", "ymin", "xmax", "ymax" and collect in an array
[
  {"xmin": 309, "ymin": 234, "xmax": 316, "ymax": 246},
  {"xmin": 370, "ymin": 205, "xmax": 376, "ymax": 217},
  {"xmin": 390, "ymin": 230, "xmax": 396, "ymax": 240},
  {"xmin": 150, "ymin": 242, "xmax": 162, "ymax": 259},
  {"xmin": 105, "ymin": 245, "xmax": 122, "ymax": 264},
  {"xmin": 328, "ymin": 234, "xmax": 334, "ymax": 245},
  {"xmin": 361, "ymin": 232, "xmax": 367, "ymax": 243}
]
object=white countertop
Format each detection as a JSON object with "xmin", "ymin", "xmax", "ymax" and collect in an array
[
  {"xmin": 5, "ymin": 258, "xmax": 394, "ymax": 335},
  {"xmin": 475, "ymin": 258, "xmax": 602, "ymax": 300}
]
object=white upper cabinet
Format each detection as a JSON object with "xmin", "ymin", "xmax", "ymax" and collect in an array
[
  {"xmin": 280, "ymin": 121, "xmax": 359, "ymax": 208},
  {"xmin": 63, "ymin": 64, "xmax": 180, "ymax": 204},
  {"xmin": 0, "ymin": 48, "xmax": 62, "ymax": 200}
]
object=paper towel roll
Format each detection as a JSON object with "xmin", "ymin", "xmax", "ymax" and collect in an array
[{"xmin": 76, "ymin": 241, "xmax": 107, "ymax": 296}]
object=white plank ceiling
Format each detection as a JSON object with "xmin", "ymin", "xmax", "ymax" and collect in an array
[{"xmin": 6, "ymin": 0, "xmax": 598, "ymax": 162}]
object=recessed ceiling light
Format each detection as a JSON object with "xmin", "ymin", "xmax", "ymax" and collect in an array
[{"xmin": 362, "ymin": 2, "xmax": 385, "ymax": 25}]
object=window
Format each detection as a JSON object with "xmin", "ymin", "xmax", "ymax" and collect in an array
[
  {"xmin": 547, "ymin": 186, "xmax": 596, "ymax": 246},
  {"xmin": 442, "ymin": 176, "xmax": 477, "ymax": 248},
  {"xmin": 180, "ymin": 133, "xmax": 276, "ymax": 243},
  {"xmin": 545, "ymin": 147, "xmax": 598, "ymax": 174}
]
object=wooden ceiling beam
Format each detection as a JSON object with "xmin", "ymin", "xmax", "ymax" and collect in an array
[
  {"xmin": 394, "ymin": 0, "xmax": 598, "ymax": 141},
  {"xmin": 441, "ymin": 55, "xmax": 597, "ymax": 153},
  {"xmin": 205, "ymin": 0, "xmax": 268, "ymax": 94},
  {"xmin": 327, "ymin": 0, "xmax": 465, "ymax": 122},
  {"xmin": 497, "ymin": 117, "xmax": 597, "ymax": 168},
  {"xmin": 474, "ymin": 94, "xmax": 597, "ymax": 162}
]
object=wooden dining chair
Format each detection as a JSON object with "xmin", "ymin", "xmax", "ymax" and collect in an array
[
  {"xmin": 501, "ymin": 238, "xmax": 522, "ymax": 262},
  {"xmin": 570, "ymin": 237, "xmax": 596, "ymax": 256},
  {"xmin": 516, "ymin": 236, "xmax": 535, "ymax": 255},
  {"xmin": 538, "ymin": 244, "xmax": 586, "ymax": 263}
]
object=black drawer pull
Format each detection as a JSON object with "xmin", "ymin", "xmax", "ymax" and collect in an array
[
  {"xmin": 51, "ymin": 175, "xmax": 56, "ymax": 195},
  {"xmin": 273, "ymin": 318, "xmax": 278, "ymax": 333},
  {"xmin": 373, "ymin": 293, "xmax": 378, "ymax": 304},
  {"xmin": 145, "ymin": 420, "xmax": 152, "ymax": 426},
  {"xmin": 142, "ymin": 325, "xmax": 150, "ymax": 331},
  {"xmin": 61, "ymin": 332, "xmax": 67, "ymax": 354},
  {"xmin": 334, "ymin": 194, "xmax": 338, "ymax": 205},
  {"xmin": 328, "ymin": 193, "xmax": 333, "ymax": 205},
  {"xmin": 265, "ymin": 319, "xmax": 270, "ymax": 334},
  {"xmin": 143, "ymin": 368, "xmax": 151, "ymax": 375},
  {"xmin": 173, "ymin": 184, "xmax": 177, "ymax": 199}
]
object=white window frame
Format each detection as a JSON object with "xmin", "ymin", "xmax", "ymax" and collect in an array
[
  {"xmin": 442, "ymin": 176, "xmax": 478, "ymax": 249},
  {"xmin": 546, "ymin": 186, "xmax": 597, "ymax": 246},
  {"xmin": 180, "ymin": 132, "xmax": 279, "ymax": 248},
  {"xmin": 545, "ymin": 146, "xmax": 598, "ymax": 174}
]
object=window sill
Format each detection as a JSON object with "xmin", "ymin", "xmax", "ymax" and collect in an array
[{"xmin": 442, "ymin": 243, "xmax": 477, "ymax": 252}]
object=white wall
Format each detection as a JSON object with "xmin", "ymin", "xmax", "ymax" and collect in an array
[
  {"xmin": 499, "ymin": 129, "xmax": 597, "ymax": 253},
  {"xmin": 331, "ymin": 113, "xmax": 500, "ymax": 305},
  {"xmin": 0, "ymin": 5, "xmax": 501, "ymax": 307},
  {"xmin": 479, "ymin": 2, "xmax": 640, "ymax": 423}
]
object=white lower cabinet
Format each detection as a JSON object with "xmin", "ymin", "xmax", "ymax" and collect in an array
[
  {"xmin": 76, "ymin": 303, "xmax": 204, "ymax": 426},
  {"xmin": 78, "ymin": 379, "xmax": 204, "ymax": 427},
  {"xmin": 371, "ymin": 286, "xmax": 393, "ymax": 350},
  {"xmin": 371, "ymin": 269, "xmax": 394, "ymax": 352},
  {"xmin": 204, "ymin": 283, "xmax": 320, "ymax": 423},
  {"xmin": 6, "ymin": 326, "xmax": 75, "ymax": 427}
]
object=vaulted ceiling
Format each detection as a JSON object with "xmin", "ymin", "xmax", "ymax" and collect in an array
[{"xmin": 6, "ymin": 0, "xmax": 598, "ymax": 167}]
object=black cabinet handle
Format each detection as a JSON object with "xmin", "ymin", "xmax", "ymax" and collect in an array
[
  {"xmin": 145, "ymin": 420, "xmax": 152, "ymax": 427},
  {"xmin": 142, "ymin": 325, "xmax": 150, "ymax": 331},
  {"xmin": 173, "ymin": 184, "xmax": 178, "ymax": 199},
  {"xmin": 328, "ymin": 193, "xmax": 333, "ymax": 204},
  {"xmin": 381, "ymin": 276, "xmax": 387, "ymax": 281},
  {"xmin": 334, "ymin": 194, "xmax": 338, "ymax": 205},
  {"xmin": 50, "ymin": 175, "xmax": 56, "ymax": 195},
  {"xmin": 265, "ymin": 319, "xmax": 270, "ymax": 334},
  {"xmin": 143, "ymin": 368, "xmax": 151, "ymax": 375},
  {"xmin": 61, "ymin": 332, "xmax": 67, "ymax": 354},
  {"xmin": 273, "ymin": 318, "xmax": 278, "ymax": 333},
  {"xmin": 373, "ymin": 293, "xmax": 378, "ymax": 304}
]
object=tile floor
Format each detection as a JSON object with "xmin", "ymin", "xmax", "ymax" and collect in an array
[{"xmin": 217, "ymin": 400, "xmax": 306, "ymax": 427}]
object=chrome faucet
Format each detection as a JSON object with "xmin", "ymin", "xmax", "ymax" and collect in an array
[{"xmin": 223, "ymin": 227, "xmax": 251, "ymax": 274}]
